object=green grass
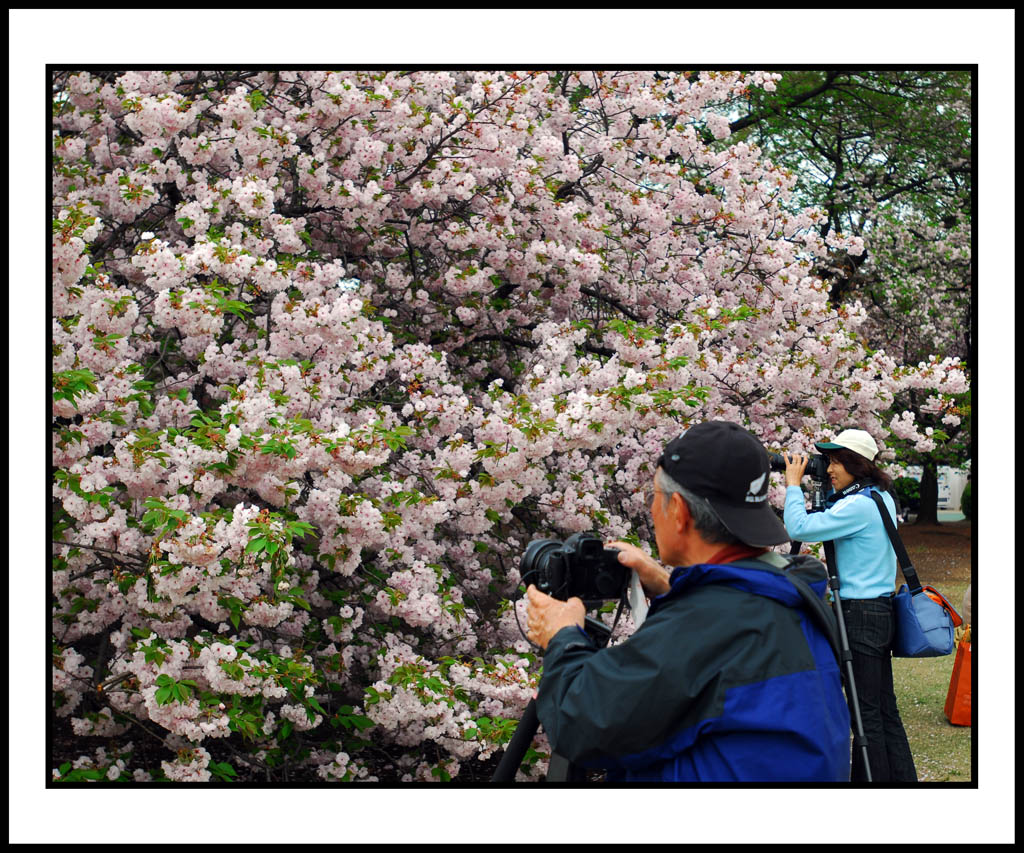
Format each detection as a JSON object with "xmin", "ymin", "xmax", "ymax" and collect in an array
[{"xmin": 890, "ymin": 580, "xmax": 973, "ymax": 782}]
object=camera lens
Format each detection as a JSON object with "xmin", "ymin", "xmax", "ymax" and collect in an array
[
  {"xmin": 808, "ymin": 454, "xmax": 829, "ymax": 480},
  {"xmin": 520, "ymin": 539, "xmax": 563, "ymax": 595}
]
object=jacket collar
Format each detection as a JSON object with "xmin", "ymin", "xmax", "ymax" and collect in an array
[{"xmin": 660, "ymin": 557, "xmax": 805, "ymax": 613}]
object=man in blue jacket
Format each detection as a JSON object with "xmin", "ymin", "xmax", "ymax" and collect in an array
[{"xmin": 525, "ymin": 421, "xmax": 851, "ymax": 781}]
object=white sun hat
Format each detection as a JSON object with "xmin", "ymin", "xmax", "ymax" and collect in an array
[{"xmin": 814, "ymin": 429, "xmax": 879, "ymax": 461}]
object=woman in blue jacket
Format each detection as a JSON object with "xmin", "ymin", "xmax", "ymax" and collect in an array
[{"xmin": 783, "ymin": 429, "xmax": 917, "ymax": 783}]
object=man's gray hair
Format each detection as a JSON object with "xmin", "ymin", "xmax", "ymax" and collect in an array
[{"xmin": 655, "ymin": 467, "xmax": 743, "ymax": 546}]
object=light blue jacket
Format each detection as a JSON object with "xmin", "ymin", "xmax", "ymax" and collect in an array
[{"xmin": 783, "ymin": 485, "xmax": 899, "ymax": 599}]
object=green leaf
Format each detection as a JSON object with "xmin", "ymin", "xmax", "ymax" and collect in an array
[
  {"xmin": 208, "ymin": 760, "xmax": 238, "ymax": 782},
  {"xmin": 52, "ymin": 368, "xmax": 99, "ymax": 408},
  {"xmin": 245, "ymin": 537, "xmax": 268, "ymax": 554}
]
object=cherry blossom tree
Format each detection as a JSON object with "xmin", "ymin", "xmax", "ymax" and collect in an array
[{"xmin": 50, "ymin": 69, "xmax": 968, "ymax": 782}]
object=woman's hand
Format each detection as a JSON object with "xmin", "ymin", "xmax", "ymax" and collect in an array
[
  {"xmin": 783, "ymin": 452, "xmax": 809, "ymax": 488},
  {"xmin": 605, "ymin": 540, "xmax": 671, "ymax": 598}
]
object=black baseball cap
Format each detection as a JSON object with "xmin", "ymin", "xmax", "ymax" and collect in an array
[{"xmin": 657, "ymin": 421, "xmax": 789, "ymax": 547}]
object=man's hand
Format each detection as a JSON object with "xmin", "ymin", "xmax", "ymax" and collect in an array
[
  {"xmin": 525, "ymin": 585, "xmax": 585, "ymax": 650},
  {"xmin": 605, "ymin": 540, "xmax": 670, "ymax": 598},
  {"xmin": 783, "ymin": 452, "xmax": 809, "ymax": 488}
]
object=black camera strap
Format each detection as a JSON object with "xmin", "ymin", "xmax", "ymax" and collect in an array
[
  {"xmin": 824, "ymin": 478, "xmax": 874, "ymax": 507},
  {"xmin": 820, "ymin": 478, "xmax": 875, "ymax": 592}
]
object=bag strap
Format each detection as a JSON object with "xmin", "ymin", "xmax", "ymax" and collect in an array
[
  {"xmin": 784, "ymin": 564, "xmax": 842, "ymax": 665},
  {"xmin": 734, "ymin": 554, "xmax": 841, "ymax": 665},
  {"xmin": 867, "ymin": 490, "xmax": 923, "ymax": 594}
]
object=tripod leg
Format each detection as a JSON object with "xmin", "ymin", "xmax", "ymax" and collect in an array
[
  {"xmin": 490, "ymin": 699, "xmax": 540, "ymax": 782},
  {"xmin": 828, "ymin": 580, "xmax": 873, "ymax": 782},
  {"xmin": 545, "ymin": 753, "xmax": 573, "ymax": 781},
  {"xmin": 821, "ymin": 539, "xmax": 873, "ymax": 782}
]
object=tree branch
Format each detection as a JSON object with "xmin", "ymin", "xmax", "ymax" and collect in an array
[{"xmin": 729, "ymin": 70, "xmax": 844, "ymax": 135}]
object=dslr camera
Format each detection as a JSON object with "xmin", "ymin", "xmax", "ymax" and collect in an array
[
  {"xmin": 768, "ymin": 451, "xmax": 829, "ymax": 481},
  {"xmin": 520, "ymin": 533, "xmax": 630, "ymax": 605}
]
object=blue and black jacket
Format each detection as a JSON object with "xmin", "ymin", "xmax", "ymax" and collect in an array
[{"xmin": 535, "ymin": 553, "xmax": 851, "ymax": 782}]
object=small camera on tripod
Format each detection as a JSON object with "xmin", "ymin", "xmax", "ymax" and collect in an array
[
  {"xmin": 768, "ymin": 451, "xmax": 829, "ymax": 481},
  {"xmin": 520, "ymin": 533, "xmax": 629, "ymax": 605}
]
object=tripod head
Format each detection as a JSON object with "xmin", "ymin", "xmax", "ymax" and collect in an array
[
  {"xmin": 582, "ymin": 615, "xmax": 613, "ymax": 647},
  {"xmin": 807, "ymin": 476, "xmax": 828, "ymax": 513}
]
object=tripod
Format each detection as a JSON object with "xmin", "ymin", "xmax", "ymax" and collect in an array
[
  {"xmin": 491, "ymin": 616, "xmax": 613, "ymax": 782},
  {"xmin": 790, "ymin": 477, "xmax": 873, "ymax": 782}
]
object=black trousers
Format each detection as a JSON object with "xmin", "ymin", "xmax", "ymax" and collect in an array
[{"xmin": 840, "ymin": 596, "xmax": 918, "ymax": 782}]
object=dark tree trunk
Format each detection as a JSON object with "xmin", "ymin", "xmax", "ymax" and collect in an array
[{"xmin": 916, "ymin": 456, "xmax": 940, "ymax": 525}]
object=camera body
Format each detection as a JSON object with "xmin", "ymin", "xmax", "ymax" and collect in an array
[
  {"xmin": 520, "ymin": 532, "xmax": 629, "ymax": 604},
  {"xmin": 768, "ymin": 451, "xmax": 830, "ymax": 481}
]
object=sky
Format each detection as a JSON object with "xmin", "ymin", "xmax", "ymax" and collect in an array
[{"xmin": 11, "ymin": 6, "xmax": 1015, "ymax": 846}]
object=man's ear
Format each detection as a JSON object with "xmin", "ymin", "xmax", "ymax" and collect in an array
[{"xmin": 669, "ymin": 491, "xmax": 691, "ymax": 534}]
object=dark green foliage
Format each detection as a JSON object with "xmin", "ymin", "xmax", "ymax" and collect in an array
[
  {"xmin": 892, "ymin": 476, "xmax": 921, "ymax": 512},
  {"xmin": 959, "ymin": 481, "xmax": 972, "ymax": 520}
]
